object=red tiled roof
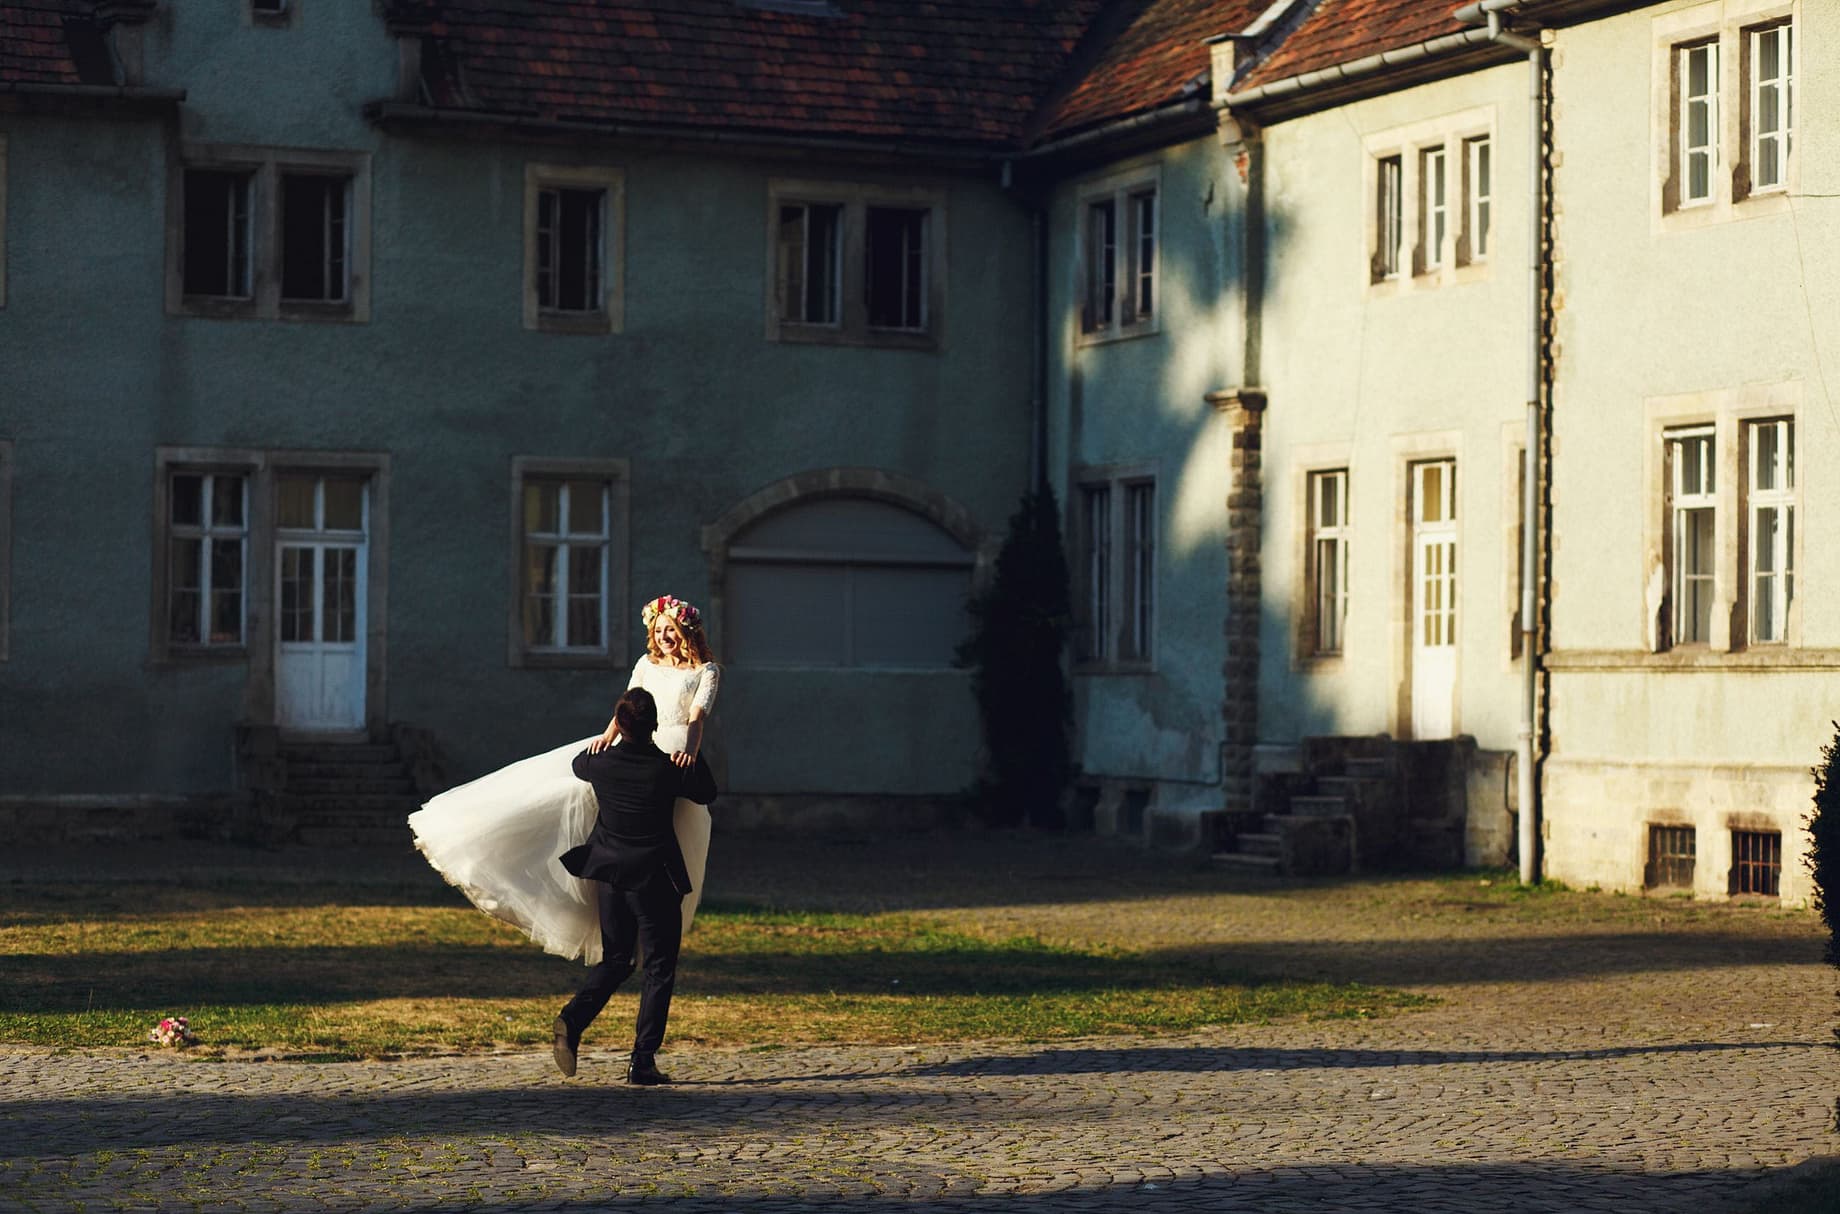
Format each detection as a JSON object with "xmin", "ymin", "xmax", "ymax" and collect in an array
[
  {"xmin": 408, "ymin": 0, "xmax": 1111, "ymax": 150},
  {"xmin": 0, "ymin": 0, "xmax": 83, "ymax": 87},
  {"xmin": 1234, "ymin": 0, "xmax": 1473, "ymax": 92},
  {"xmin": 1033, "ymin": 0, "xmax": 1267, "ymax": 141}
]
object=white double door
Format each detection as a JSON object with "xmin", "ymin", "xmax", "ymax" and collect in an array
[
  {"xmin": 1410, "ymin": 459, "xmax": 1458, "ymax": 740},
  {"xmin": 276, "ymin": 474, "xmax": 369, "ymax": 731}
]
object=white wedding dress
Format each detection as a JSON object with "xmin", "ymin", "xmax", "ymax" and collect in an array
[{"xmin": 408, "ymin": 659, "xmax": 721, "ymax": 966}]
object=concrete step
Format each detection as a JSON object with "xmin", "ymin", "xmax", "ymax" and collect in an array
[
  {"xmin": 284, "ymin": 759, "xmax": 410, "ymax": 779},
  {"xmin": 1236, "ymin": 831, "xmax": 1284, "ymax": 858},
  {"xmin": 1342, "ymin": 757, "xmax": 1391, "ymax": 779},
  {"xmin": 1288, "ymin": 795, "xmax": 1349, "ymax": 818},
  {"xmin": 280, "ymin": 743, "xmax": 400, "ymax": 765},
  {"xmin": 1212, "ymin": 851, "xmax": 1283, "ymax": 875},
  {"xmin": 285, "ymin": 776, "xmax": 418, "ymax": 795},
  {"xmin": 277, "ymin": 792, "xmax": 424, "ymax": 816}
]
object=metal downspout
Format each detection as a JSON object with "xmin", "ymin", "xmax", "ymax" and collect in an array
[{"xmin": 1458, "ymin": 1, "xmax": 1544, "ymax": 884}]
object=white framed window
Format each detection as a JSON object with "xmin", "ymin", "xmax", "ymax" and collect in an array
[
  {"xmin": 1462, "ymin": 135, "xmax": 1491, "ymax": 264},
  {"xmin": 1745, "ymin": 418, "xmax": 1794, "ymax": 643},
  {"xmin": 166, "ymin": 470, "xmax": 251, "ymax": 650},
  {"xmin": 1678, "ymin": 39, "xmax": 1720, "ymax": 207},
  {"xmin": 509, "ymin": 457, "xmax": 629, "ymax": 667},
  {"xmin": 168, "ymin": 145, "xmax": 371, "ymax": 322},
  {"xmin": 767, "ymin": 180, "xmax": 943, "ymax": 348},
  {"xmin": 523, "ymin": 164, "xmax": 623, "ymax": 335},
  {"xmin": 1374, "ymin": 154, "xmax": 1403, "ymax": 281},
  {"xmin": 724, "ymin": 497, "xmax": 974, "ymax": 669},
  {"xmin": 1078, "ymin": 169, "xmax": 1158, "ymax": 342},
  {"xmin": 1744, "ymin": 20, "xmax": 1793, "ymax": 195},
  {"xmin": 1418, "ymin": 145, "xmax": 1448, "ymax": 273},
  {"xmin": 1075, "ymin": 467, "xmax": 1156, "ymax": 668},
  {"xmin": 1666, "ymin": 426, "xmax": 1717, "ymax": 646},
  {"xmin": 1308, "ymin": 469, "xmax": 1350, "ymax": 656}
]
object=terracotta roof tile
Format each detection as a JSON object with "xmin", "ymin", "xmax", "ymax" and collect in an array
[
  {"xmin": 1235, "ymin": 0, "xmax": 1471, "ymax": 92},
  {"xmin": 1033, "ymin": 0, "xmax": 1268, "ymax": 140},
  {"xmin": 411, "ymin": 0, "xmax": 1109, "ymax": 149},
  {"xmin": 0, "ymin": 0, "xmax": 84, "ymax": 86}
]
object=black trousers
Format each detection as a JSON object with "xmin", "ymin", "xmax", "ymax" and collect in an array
[{"xmin": 558, "ymin": 870, "xmax": 683, "ymax": 1057}]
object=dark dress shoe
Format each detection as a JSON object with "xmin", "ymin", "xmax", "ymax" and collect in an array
[
  {"xmin": 551, "ymin": 1017, "xmax": 578, "ymax": 1079},
  {"xmin": 626, "ymin": 1058, "xmax": 671, "ymax": 1086}
]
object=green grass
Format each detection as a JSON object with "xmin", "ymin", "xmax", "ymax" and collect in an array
[{"xmin": 0, "ymin": 882, "xmax": 1424, "ymax": 1058}]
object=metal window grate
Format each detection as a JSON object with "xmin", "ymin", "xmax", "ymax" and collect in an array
[
  {"xmin": 1645, "ymin": 824, "xmax": 1696, "ymax": 889},
  {"xmin": 1730, "ymin": 829, "xmax": 1781, "ymax": 897}
]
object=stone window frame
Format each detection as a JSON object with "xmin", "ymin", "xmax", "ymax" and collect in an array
[
  {"xmin": 1362, "ymin": 108, "xmax": 1495, "ymax": 295},
  {"xmin": 150, "ymin": 448, "xmax": 265, "ymax": 667},
  {"xmin": 1641, "ymin": 379, "xmax": 1803, "ymax": 655},
  {"xmin": 165, "ymin": 143, "xmax": 373, "ymax": 323},
  {"xmin": 507, "ymin": 455, "xmax": 631, "ymax": 671},
  {"xmin": 1072, "ymin": 462, "xmax": 1159, "ymax": 674},
  {"xmin": 1074, "ymin": 163, "xmax": 1161, "ymax": 346},
  {"xmin": 522, "ymin": 162, "xmax": 626, "ymax": 336},
  {"xmin": 763, "ymin": 177, "xmax": 947, "ymax": 351},
  {"xmin": 1651, "ymin": 0, "xmax": 1798, "ymax": 233},
  {"xmin": 1498, "ymin": 423, "xmax": 1538, "ymax": 669}
]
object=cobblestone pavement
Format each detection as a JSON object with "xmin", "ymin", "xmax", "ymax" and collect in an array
[{"xmin": 2, "ymin": 833, "xmax": 1836, "ymax": 1212}]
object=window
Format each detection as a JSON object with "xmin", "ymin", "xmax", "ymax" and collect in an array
[
  {"xmin": 1076, "ymin": 469, "xmax": 1156, "ymax": 667},
  {"xmin": 280, "ymin": 173, "xmax": 350, "ymax": 304},
  {"xmin": 865, "ymin": 206, "xmax": 928, "ymax": 331},
  {"xmin": 777, "ymin": 202, "xmax": 841, "ymax": 326},
  {"xmin": 1678, "ymin": 39, "xmax": 1720, "ymax": 207},
  {"xmin": 1308, "ymin": 469, "xmax": 1350, "ymax": 655},
  {"xmin": 524, "ymin": 164, "xmax": 623, "ymax": 334},
  {"xmin": 1744, "ymin": 21, "xmax": 1793, "ymax": 195},
  {"xmin": 767, "ymin": 180, "xmax": 943, "ymax": 348},
  {"xmin": 1730, "ymin": 828, "xmax": 1781, "ymax": 896},
  {"xmin": 1665, "ymin": 427, "xmax": 1716, "ymax": 646},
  {"xmin": 168, "ymin": 145, "xmax": 371, "ymax": 321},
  {"xmin": 1463, "ymin": 135, "xmax": 1491, "ymax": 264},
  {"xmin": 1079, "ymin": 171, "xmax": 1158, "ymax": 341},
  {"xmin": 724, "ymin": 497, "xmax": 974, "ymax": 668},
  {"xmin": 250, "ymin": 0, "xmax": 290, "ymax": 25},
  {"xmin": 1646, "ymin": 824, "xmax": 1696, "ymax": 889},
  {"xmin": 1746, "ymin": 418, "xmax": 1794, "ymax": 643},
  {"xmin": 1374, "ymin": 154, "xmax": 1403, "ymax": 281},
  {"xmin": 1418, "ymin": 145, "xmax": 1447, "ymax": 273},
  {"xmin": 509, "ymin": 457, "xmax": 629, "ymax": 667},
  {"xmin": 166, "ymin": 471, "xmax": 249, "ymax": 648}
]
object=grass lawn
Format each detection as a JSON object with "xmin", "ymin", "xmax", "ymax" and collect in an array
[{"xmin": 0, "ymin": 879, "xmax": 1425, "ymax": 1059}]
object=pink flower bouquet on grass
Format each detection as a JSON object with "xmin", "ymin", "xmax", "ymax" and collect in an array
[{"xmin": 148, "ymin": 1016, "xmax": 197, "ymax": 1048}]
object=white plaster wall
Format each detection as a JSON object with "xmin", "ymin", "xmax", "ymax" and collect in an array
[
  {"xmin": 1256, "ymin": 62, "xmax": 1535, "ymax": 755},
  {"xmin": 1544, "ymin": 0, "xmax": 1840, "ymax": 901}
]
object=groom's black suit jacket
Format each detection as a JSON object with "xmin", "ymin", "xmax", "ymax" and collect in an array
[{"xmin": 560, "ymin": 739, "xmax": 717, "ymax": 896}]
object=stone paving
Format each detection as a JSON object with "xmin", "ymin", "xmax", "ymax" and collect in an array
[{"xmin": 1, "ymin": 832, "xmax": 1836, "ymax": 1212}]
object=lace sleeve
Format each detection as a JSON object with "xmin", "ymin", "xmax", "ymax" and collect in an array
[{"xmin": 691, "ymin": 663, "xmax": 722, "ymax": 716}]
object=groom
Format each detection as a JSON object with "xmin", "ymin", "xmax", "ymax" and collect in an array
[{"xmin": 553, "ymin": 686, "xmax": 717, "ymax": 1085}]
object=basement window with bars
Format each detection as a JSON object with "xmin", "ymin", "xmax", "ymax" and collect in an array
[
  {"xmin": 1645, "ymin": 824, "xmax": 1696, "ymax": 889},
  {"xmin": 1729, "ymin": 829, "xmax": 1781, "ymax": 897}
]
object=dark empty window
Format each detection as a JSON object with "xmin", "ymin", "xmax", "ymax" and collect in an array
[
  {"xmin": 536, "ymin": 187, "xmax": 605, "ymax": 314},
  {"xmin": 1730, "ymin": 829, "xmax": 1781, "ymax": 896},
  {"xmin": 168, "ymin": 472, "xmax": 248, "ymax": 647},
  {"xmin": 865, "ymin": 206, "xmax": 927, "ymax": 330},
  {"xmin": 1645, "ymin": 824, "xmax": 1696, "ymax": 889},
  {"xmin": 183, "ymin": 170, "xmax": 252, "ymax": 299},
  {"xmin": 778, "ymin": 202, "xmax": 842, "ymax": 325},
  {"xmin": 280, "ymin": 173, "xmax": 350, "ymax": 303}
]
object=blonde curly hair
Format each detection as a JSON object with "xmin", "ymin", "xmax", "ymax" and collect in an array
[{"xmin": 642, "ymin": 595, "xmax": 714, "ymax": 665}]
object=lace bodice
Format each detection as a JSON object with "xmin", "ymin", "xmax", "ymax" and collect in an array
[{"xmin": 628, "ymin": 658, "xmax": 720, "ymax": 729}]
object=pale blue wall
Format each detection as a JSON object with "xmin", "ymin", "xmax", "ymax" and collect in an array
[
  {"xmin": 0, "ymin": 10, "xmax": 1037, "ymax": 800},
  {"xmin": 1044, "ymin": 135, "xmax": 1247, "ymax": 815}
]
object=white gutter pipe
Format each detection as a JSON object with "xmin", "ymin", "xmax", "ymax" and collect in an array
[{"xmin": 1454, "ymin": 0, "xmax": 1543, "ymax": 885}]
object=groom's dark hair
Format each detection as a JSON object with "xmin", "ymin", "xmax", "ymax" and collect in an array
[{"xmin": 614, "ymin": 687, "xmax": 659, "ymax": 740}]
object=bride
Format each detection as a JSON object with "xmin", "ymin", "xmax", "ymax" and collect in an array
[{"xmin": 408, "ymin": 595, "xmax": 722, "ymax": 965}]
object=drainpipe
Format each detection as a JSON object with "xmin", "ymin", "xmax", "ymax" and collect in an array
[{"xmin": 1454, "ymin": 0, "xmax": 1543, "ymax": 884}]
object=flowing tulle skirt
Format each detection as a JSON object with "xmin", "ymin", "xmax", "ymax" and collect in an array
[{"xmin": 407, "ymin": 735, "xmax": 712, "ymax": 966}]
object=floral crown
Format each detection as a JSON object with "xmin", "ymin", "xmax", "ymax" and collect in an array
[{"xmin": 642, "ymin": 595, "xmax": 702, "ymax": 632}]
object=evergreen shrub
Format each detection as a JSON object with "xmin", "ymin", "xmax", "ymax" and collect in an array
[
  {"xmin": 958, "ymin": 487, "xmax": 1073, "ymax": 829},
  {"xmin": 1808, "ymin": 722, "xmax": 1840, "ymax": 969}
]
